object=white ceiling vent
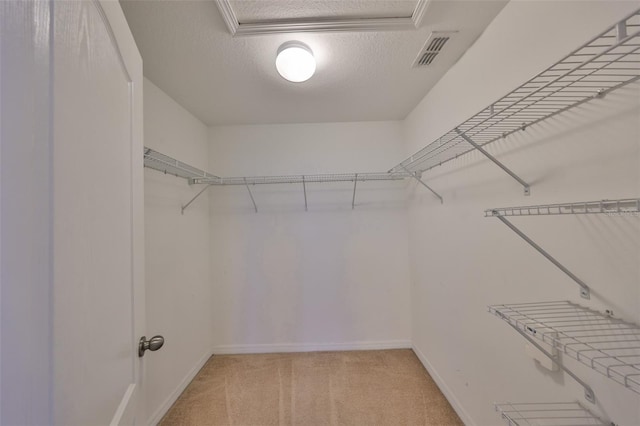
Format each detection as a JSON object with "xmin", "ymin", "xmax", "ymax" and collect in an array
[{"xmin": 413, "ymin": 31, "xmax": 457, "ymax": 67}]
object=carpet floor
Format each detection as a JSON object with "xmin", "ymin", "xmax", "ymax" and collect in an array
[{"xmin": 159, "ymin": 349, "xmax": 463, "ymax": 426}]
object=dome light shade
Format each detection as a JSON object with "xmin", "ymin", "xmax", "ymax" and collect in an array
[{"xmin": 276, "ymin": 41, "xmax": 316, "ymax": 83}]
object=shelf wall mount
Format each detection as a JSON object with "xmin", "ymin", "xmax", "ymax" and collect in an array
[
  {"xmin": 401, "ymin": 166, "xmax": 443, "ymax": 203},
  {"xmin": 496, "ymin": 308, "xmax": 596, "ymax": 403},
  {"xmin": 455, "ymin": 129, "xmax": 530, "ymax": 196},
  {"xmin": 489, "ymin": 210, "xmax": 590, "ymax": 299},
  {"xmin": 181, "ymin": 184, "xmax": 213, "ymax": 215},
  {"xmin": 244, "ymin": 178, "xmax": 258, "ymax": 213}
]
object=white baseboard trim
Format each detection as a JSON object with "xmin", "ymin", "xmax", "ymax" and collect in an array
[
  {"xmin": 211, "ymin": 340, "xmax": 411, "ymax": 355},
  {"xmin": 412, "ymin": 344, "xmax": 475, "ymax": 426},
  {"xmin": 147, "ymin": 351, "xmax": 212, "ymax": 426}
]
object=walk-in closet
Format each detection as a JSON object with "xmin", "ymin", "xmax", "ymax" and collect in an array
[{"xmin": 2, "ymin": 1, "xmax": 639, "ymax": 425}]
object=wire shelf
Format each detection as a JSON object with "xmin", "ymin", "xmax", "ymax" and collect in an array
[
  {"xmin": 143, "ymin": 147, "xmax": 412, "ymax": 187},
  {"xmin": 489, "ymin": 301, "xmax": 640, "ymax": 395},
  {"xmin": 144, "ymin": 147, "xmax": 220, "ymax": 181},
  {"xmin": 193, "ymin": 172, "xmax": 411, "ymax": 186},
  {"xmin": 486, "ymin": 198, "xmax": 640, "ymax": 217},
  {"xmin": 495, "ymin": 402, "xmax": 608, "ymax": 426},
  {"xmin": 391, "ymin": 9, "xmax": 640, "ymax": 175}
]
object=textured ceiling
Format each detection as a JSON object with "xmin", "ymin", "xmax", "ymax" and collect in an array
[
  {"xmin": 232, "ymin": 1, "xmax": 417, "ymax": 23},
  {"xmin": 120, "ymin": 0, "xmax": 507, "ymax": 126}
]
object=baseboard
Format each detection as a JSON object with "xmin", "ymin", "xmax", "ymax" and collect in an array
[
  {"xmin": 211, "ymin": 340, "xmax": 411, "ymax": 355},
  {"xmin": 147, "ymin": 351, "xmax": 212, "ymax": 426},
  {"xmin": 412, "ymin": 344, "xmax": 475, "ymax": 426}
]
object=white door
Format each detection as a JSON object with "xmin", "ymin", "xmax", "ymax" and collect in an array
[{"xmin": 52, "ymin": 1, "xmax": 145, "ymax": 425}]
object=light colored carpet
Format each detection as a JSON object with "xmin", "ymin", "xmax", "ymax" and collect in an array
[{"xmin": 159, "ymin": 349, "xmax": 463, "ymax": 426}]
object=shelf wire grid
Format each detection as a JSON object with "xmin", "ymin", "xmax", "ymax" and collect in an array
[
  {"xmin": 495, "ymin": 402, "xmax": 607, "ymax": 426},
  {"xmin": 486, "ymin": 198, "xmax": 640, "ymax": 217},
  {"xmin": 144, "ymin": 147, "xmax": 220, "ymax": 181},
  {"xmin": 391, "ymin": 9, "xmax": 640, "ymax": 175},
  {"xmin": 193, "ymin": 172, "xmax": 412, "ymax": 185},
  {"xmin": 489, "ymin": 301, "xmax": 640, "ymax": 395},
  {"xmin": 144, "ymin": 148, "xmax": 412, "ymax": 186}
]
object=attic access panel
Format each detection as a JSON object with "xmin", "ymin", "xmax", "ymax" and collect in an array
[{"xmin": 230, "ymin": 0, "xmax": 419, "ymax": 23}]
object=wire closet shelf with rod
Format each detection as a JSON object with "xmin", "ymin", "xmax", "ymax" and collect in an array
[
  {"xmin": 484, "ymin": 196, "xmax": 640, "ymax": 423},
  {"xmin": 145, "ymin": 10, "xmax": 640, "ymax": 209},
  {"xmin": 144, "ymin": 147, "xmax": 415, "ymax": 213},
  {"xmin": 390, "ymin": 9, "xmax": 640, "ymax": 196},
  {"xmin": 494, "ymin": 401, "xmax": 609, "ymax": 426}
]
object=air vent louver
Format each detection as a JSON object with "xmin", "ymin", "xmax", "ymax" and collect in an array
[{"xmin": 413, "ymin": 31, "xmax": 457, "ymax": 67}]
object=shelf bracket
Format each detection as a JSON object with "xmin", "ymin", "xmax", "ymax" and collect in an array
[
  {"xmin": 492, "ymin": 213, "xmax": 590, "ymax": 299},
  {"xmin": 352, "ymin": 174, "xmax": 358, "ymax": 210},
  {"xmin": 455, "ymin": 128, "xmax": 530, "ymax": 196},
  {"xmin": 401, "ymin": 166, "xmax": 443, "ymax": 204},
  {"xmin": 181, "ymin": 184, "xmax": 213, "ymax": 215},
  {"xmin": 302, "ymin": 176, "xmax": 308, "ymax": 211},
  {"xmin": 616, "ymin": 21, "xmax": 627, "ymax": 42},
  {"xmin": 504, "ymin": 320, "xmax": 596, "ymax": 404},
  {"xmin": 244, "ymin": 178, "xmax": 258, "ymax": 213}
]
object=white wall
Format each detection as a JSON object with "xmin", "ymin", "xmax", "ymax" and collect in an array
[
  {"xmin": 143, "ymin": 78, "xmax": 213, "ymax": 424},
  {"xmin": 403, "ymin": 2, "xmax": 640, "ymax": 425},
  {"xmin": 208, "ymin": 122, "xmax": 412, "ymax": 353},
  {"xmin": 0, "ymin": 2, "xmax": 52, "ymax": 424}
]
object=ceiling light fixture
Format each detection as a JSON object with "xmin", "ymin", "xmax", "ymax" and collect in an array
[{"xmin": 276, "ymin": 41, "xmax": 316, "ymax": 83}]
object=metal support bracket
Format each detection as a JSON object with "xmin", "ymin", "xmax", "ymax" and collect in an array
[
  {"xmin": 181, "ymin": 184, "xmax": 213, "ymax": 215},
  {"xmin": 504, "ymin": 320, "xmax": 595, "ymax": 404},
  {"xmin": 352, "ymin": 174, "xmax": 358, "ymax": 210},
  {"xmin": 616, "ymin": 21, "xmax": 627, "ymax": 42},
  {"xmin": 244, "ymin": 178, "xmax": 258, "ymax": 213},
  {"xmin": 401, "ymin": 166, "xmax": 443, "ymax": 204},
  {"xmin": 493, "ymin": 213, "xmax": 590, "ymax": 299},
  {"xmin": 302, "ymin": 175, "xmax": 308, "ymax": 211},
  {"xmin": 455, "ymin": 128, "xmax": 530, "ymax": 196}
]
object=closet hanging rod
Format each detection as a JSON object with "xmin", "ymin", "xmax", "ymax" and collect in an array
[{"xmin": 390, "ymin": 9, "xmax": 640, "ymax": 194}]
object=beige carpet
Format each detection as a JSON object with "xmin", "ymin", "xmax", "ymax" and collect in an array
[{"xmin": 159, "ymin": 349, "xmax": 463, "ymax": 426}]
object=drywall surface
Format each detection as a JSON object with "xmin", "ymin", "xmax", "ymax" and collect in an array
[
  {"xmin": 208, "ymin": 122, "xmax": 412, "ymax": 353},
  {"xmin": 0, "ymin": 2, "xmax": 52, "ymax": 424},
  {"xmin": 143, "ymin": 78, "xmax": 213, "ymax": 424},
  {"xmin": 404, "ymin": 2, "xmax": 640, "ymax": 425}
]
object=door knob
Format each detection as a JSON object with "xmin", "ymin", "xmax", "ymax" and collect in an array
[{"xmin": 138, "ymin": 335, "xmax": 164, "ymax": 357}]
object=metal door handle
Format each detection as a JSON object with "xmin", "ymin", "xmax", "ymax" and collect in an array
[{"xmin": 138, "ymin": 335, "xmax": 164, "ymax": 357}]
